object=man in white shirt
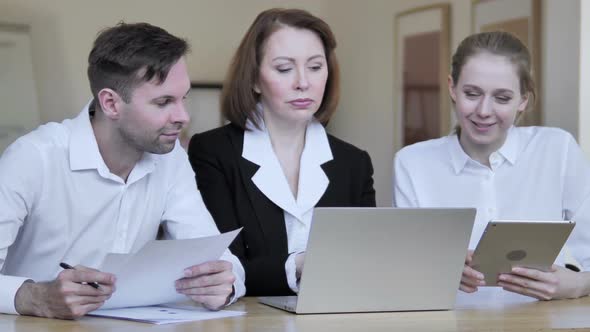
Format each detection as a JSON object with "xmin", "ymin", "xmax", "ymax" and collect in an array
[{"xmin": 0, "ymin": 22, "xmax": 245, "ymax": 319}]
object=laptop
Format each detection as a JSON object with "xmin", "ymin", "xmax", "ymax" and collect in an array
[{"xmin": 259, "ymin": 207, "xmax": 476, "ymax": 314}]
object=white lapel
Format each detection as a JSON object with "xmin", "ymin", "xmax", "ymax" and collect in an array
[
  {"xmin": 242, "ymin": 115, "xmax": 333, "ymax": 221},
  {"xmin": 243, "ymin": 118, "xmax": 301, "ymax": 219}
]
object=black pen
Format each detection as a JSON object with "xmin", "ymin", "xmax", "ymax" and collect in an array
[{"xmin": 59, "ymin": 262, "xmax": 100, "ymax": 289}]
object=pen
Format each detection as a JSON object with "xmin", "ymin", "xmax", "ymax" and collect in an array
[{"xmin": 59, "ymin": 262, "xmax": 100, "ymax": 289}]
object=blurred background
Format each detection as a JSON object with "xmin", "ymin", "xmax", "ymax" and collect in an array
[{"xmin": 1, "ymin": 0, "xmax": 588, "ymax": 206}]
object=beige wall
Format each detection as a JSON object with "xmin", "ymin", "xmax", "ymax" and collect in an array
[
  {"xmin": 323, "ymin": 0, "xmax": 471, "ymax": 206},
  {"xmin": 542, "ymin": 0, "xmax": 580, "ymax": 138},
  {"xmin": 0, "ymin": 0, "xmax": 585, "ymax": 206},
  {"xmin": 0, "ymin": 0, "xmax": 325, "ymax": 123},
  {"xmin": 579, "ymin": 0, "xmax": 590, "ymax": 156}
]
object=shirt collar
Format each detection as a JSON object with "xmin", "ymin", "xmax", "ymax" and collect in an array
[
  {"xmin": 242, "ymin": 105, "xmax": 333, "ymax": 220},
  {"xmin": 448, "ymin": 126, "xmax": 520, "ymax": 174},
  {"xmin": 448, "ymin": 134, "xmax": 469, "ymax": 174},
  {"xmin": 69, "ymin": 101, "xmax": 107, "ymax": 172},
  {"xmin": 242, "ymin": 105, "xmax": 333, "ymax": 166},
  {"xmin": 496, "ymin": 126, "xmax": 519, "ymax": 166},
  {"xmin": 69, "ymin": 101, "xmax": 158, "ymax": 182}
]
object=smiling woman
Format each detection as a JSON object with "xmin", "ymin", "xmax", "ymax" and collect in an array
[
  {"xmin": 393, "ymin": 31, "xmax": 590, "ymax": 302},
  {"xmin": 448, "ymin": 34, "xmax": 534, "ymax": 163}
]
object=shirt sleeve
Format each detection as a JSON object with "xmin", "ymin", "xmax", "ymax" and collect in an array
[
  {"xmin": 160, "ymin": 144, "xmax": 245, "ymax": 302},
  {"xmin": 561, "ymin": 134, "xmax": 590, "ymax": 271},
  {"xmin": 0, "ymin": 138, "xmax": 41, "ymax": 314},
  {"xmin": 392, "ymin": 150, "xmax": 419, "ymax": 208},
  {"xmin": 284, "ymin": 252, "xmax": 302, "ymax": 293}
]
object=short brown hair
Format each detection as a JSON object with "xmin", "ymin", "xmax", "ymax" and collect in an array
[
  {"xmin": 88, "ymin": 22, "xmax": 189, "ymax": 104},
  {"xmin": 221, "ymin": 8, "xmax": 340, "ymax": 130},
  {"xmin": 451, "ymin": 31, "xmax": 536, "ymax": 124}
]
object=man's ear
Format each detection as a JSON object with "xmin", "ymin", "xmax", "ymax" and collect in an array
[
  {"xmin": 448, "ymin": 75, "xmax": 457, "ymax": 103},
  {"xmin": 97, "ymin": 88, "xmax": 125, "ymax": 119}
]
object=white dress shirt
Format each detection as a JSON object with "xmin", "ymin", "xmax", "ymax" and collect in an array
[
  {"xmin": 242, "ymin": 114, "xmax": 333, "ymax": 293},
  {"xmin": 0, "ymin": 105, "xmax": 245, "ymax": 314},
  {"xmin": 393, "ymin": 126, "xmax": 590, "ymax": 270}
]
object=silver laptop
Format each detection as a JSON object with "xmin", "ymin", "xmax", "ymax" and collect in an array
[{"xmin": 259, "ymin": 207, "xmax": 476, "ymax": 314}]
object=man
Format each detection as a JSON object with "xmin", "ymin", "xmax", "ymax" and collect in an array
[{"xmin": 0, "ymin": 22, "xmax": 244, "ymax": 319}]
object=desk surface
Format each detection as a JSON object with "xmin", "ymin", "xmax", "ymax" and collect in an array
[{"xmin": 2, "ymin": 291, "xmax": 590, "ymax": 332}]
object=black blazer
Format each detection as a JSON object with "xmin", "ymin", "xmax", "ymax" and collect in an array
[{"xmin": 188, "ymin": 124, "xmax": 376, "ymax": 296}]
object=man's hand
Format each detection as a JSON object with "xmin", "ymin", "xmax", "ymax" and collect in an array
[
  {"xmin": 498, "ymin": 265, "xmax": 590, "ymax": 300},
  {"xmin": 175, "ymin": 260, "xmax": 235, "ymax": 311},
  {"xmin": 14, "ymin": 265, "xmax": 116, "ymax": 319},
  {"xmin": 460, "ymin": 250, "xmax": 485, "ymax": 293}
]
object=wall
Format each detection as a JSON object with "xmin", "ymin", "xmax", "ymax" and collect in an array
[
  {"xmin": 0, "ymin": 0, "xmax": 325, "ymax": 123},
  {"xmin": 579, "ymin": 0, "xmax": 590, "ymax": 156},
  {"xmin": 542, "ymin": 0, "xmax": 580, "ymax": 138},
  {"xmin": 0, "ymin": 25, "xmax": 40, "ymax": 152},
  {"xmin": 323, "ymin": 0, "xmax": 471, "ymax": 206}
]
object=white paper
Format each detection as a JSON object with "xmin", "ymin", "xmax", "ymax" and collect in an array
[
  {"xmin": 100, "ymin": 229, "xmax": 241, "ymax": 309},
  {"xmin": 90, "ymin": 304, "xmax": 244, "ymax": 325},
  {"xmin": 455, "ymin": 287, "xmax": 537, "ymax": 308}
]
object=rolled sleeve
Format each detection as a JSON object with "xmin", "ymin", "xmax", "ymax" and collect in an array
[
  {"xmin": 0, "ymin": 138, "xmax": 42, "ymax": 314},
  {"xmin": 0, "ymin": 276, "xmax": 30, "ymax": 314},
  {"xmin": 162, "ymin": 145, "xmax": 246, "ymax": 303},
  {"xmin": 220, "ymin": 249, "xmax": 246, "ymax": 304},
  {"xmin": 284, "ymin": 253, "xmax": 301, "ymax": 293}
]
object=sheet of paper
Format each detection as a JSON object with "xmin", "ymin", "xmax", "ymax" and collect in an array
[
  {"xmin": 89, "ymin": 304, "xmax": 244, "ymax": 325},
  {"xmin": 455, "ymin": 287, "xmax": 537, "ymax": 309},
  {"xmin": 100, "ymin": 229, "xmax": 240, "ymax": 309}
]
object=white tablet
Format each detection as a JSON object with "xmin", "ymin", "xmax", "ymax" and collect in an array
[{"xmin": 471, "ymin": 220, "xmax": 575, "ymax": 286}]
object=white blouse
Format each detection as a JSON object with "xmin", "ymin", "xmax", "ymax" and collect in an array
[
  {"xmin": 393, "ymin": 126, "xmax": 590, "ymax": 270},
  {"xmin": 242, "ymin": 113, "xmax": 333, "ymax": 292}
]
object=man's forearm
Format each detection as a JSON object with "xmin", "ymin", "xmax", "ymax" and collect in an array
[{"xmin": 14, "ymin": 280, "xmax": 37, "ymax": 316}]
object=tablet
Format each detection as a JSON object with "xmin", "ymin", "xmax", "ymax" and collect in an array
[{"xmin": 471, "ymin": 220, "xmax": 575, "ymax": 286}]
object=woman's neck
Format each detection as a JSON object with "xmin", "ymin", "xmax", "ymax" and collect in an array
[
  {"xmin": 263, "ymin": 111, "xmax": 308, "ymax": 156},
  {"xmin": 458, "ymin": 132, "xmax": 507, "ymax": 168},
  {"xmin": 262, "ymin": 110, "xmax": 309, "ymax": 198}
]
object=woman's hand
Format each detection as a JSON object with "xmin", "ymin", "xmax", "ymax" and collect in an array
[
  {"xmin": 498, "ymin": 265, "xmax": 590, "ymax": 300},
  {"xmin": 460, "ymin": 250, "xmax": 485, "ymax": 293}
]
